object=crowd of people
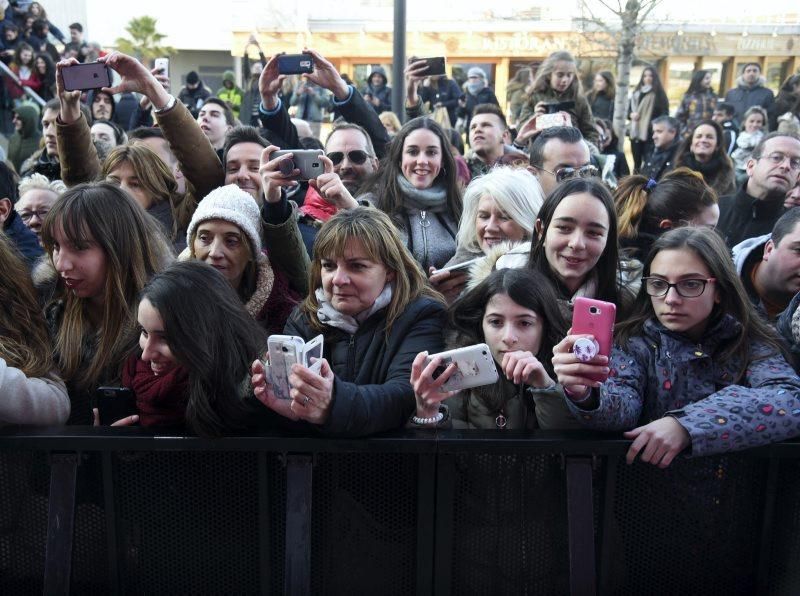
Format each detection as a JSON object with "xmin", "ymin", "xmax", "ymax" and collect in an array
[{"xmin": 0, "ymin": 8, "xmax": 799, "ymax": 472}]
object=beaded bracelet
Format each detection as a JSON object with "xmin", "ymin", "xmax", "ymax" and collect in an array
[{"xmin": 412, "ymin": 411, "xmax": 444, "ymax": 426}]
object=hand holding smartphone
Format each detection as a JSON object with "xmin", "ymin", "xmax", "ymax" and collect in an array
[
  {"xmin": 95, "ymin": 387, "xmax": 138, "ymax": 425},
  {"xmin": 278, "ymin": 53, "xmax": 314, "ymax": 75},
  {"xmin": 62, "ymin": 62, "xmax": 113, "ymax": 91},
  {"xmin": 266, "ymin": 335, "xmax": 324, "ymax": 399},
  {"xmin": 425, "ymin": 344, "xmax": 498, "ymax": 392},
  {"xmin": 570, "ymin": 297, "xmax": 616, "ymax": 382},
  {"xmin": 272, "ymin": 150, "xmax": 325, "ymax": 181}
]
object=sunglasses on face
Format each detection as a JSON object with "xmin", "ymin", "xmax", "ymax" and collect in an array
[
  {"xmin": 554, "ymin": 164, "xmax": 599, "ymax": 183},
  {"xmin": 326, "ymin": 150, "xmax": 370, "ymax": 166}
]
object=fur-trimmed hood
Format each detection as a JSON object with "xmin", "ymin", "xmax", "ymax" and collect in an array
[
  {"xmin": 735, "ymin": 75, "xmax": 768, "ymax": 89},
  {"xmin": 465, "ymin": 241, "xmax": 530, "ymax": 291}
]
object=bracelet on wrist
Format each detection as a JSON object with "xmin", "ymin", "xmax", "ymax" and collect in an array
[
  {"xmin": 153, "ymin": 94, "xmax": 176, "ymax": 114},
  {"xmin": 564, "ymin": 386, "xmax": 592, "ymax": 403},
  {"xmin": 412, "ymin": 411, "xmax": 444, "ymax": 426}
]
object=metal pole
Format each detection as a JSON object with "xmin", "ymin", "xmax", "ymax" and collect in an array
[{"xmin": 392, "ymin": 0, "xmax": 407, "ymax": 123}]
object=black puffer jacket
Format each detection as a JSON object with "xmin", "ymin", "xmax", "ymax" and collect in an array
[{"xmin": 284, "ymin": 296, "xmax": 446, "ymax": 436}]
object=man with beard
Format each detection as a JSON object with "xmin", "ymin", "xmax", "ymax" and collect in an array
[
  {"xmin": 724, "ymin": 63, "xmax": 775, "ymax": 122},
  {"xmin": 717, "ymin": 133, "xmax": 800, "ymax": 248}
]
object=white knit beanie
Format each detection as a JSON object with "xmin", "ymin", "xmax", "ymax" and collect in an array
[{"xmin": 186, "ymin": 184, "xmax": 263, "ymax": 256}]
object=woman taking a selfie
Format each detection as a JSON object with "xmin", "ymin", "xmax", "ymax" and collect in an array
[
  {"xmin": 251, "ymin": 207, "xmax": 447, "ymax": 436},
  {"xmin": 527, "ymin": 177, "xmax": 632, "ymax": 316}
]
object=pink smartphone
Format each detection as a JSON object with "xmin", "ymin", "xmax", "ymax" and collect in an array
[{"xmin": 571, "ymin": 297, "xmax": 616, "ymax": 381}]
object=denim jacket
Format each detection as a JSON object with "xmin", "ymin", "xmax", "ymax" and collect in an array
[{"xmin": 565, "ymin": 315, "xmax": 800, "ymax": 457}]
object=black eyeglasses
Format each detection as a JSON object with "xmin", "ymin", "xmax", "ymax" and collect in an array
[
  {"xmin": 642, "ymin": 277, "xmax": 716, "ymax": 298},
  {"xmin": 327, "ymin": 150, "xmax": 370, "ymax": 166},
  {"xmin": 538, "ymin": 164, "xmax": 599, "ymax": 183},
  {"xmin": 18, "ymin": 209, "xmax": 50, "ymax": 222}
]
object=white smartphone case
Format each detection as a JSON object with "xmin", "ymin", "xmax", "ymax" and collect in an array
[
  {"xmin": 266, "ymin": 335, "xmax": 324, "ymax": 399},
  {"xmin": 426, "ymin": 343, "xmax": 498, "ymax": 392}
]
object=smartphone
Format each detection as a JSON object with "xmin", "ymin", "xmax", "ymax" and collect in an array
[
  {"xmin": 278, "ymin": 53, "xmax": 313, "ymax": 75},
  {"xmin": 433, "ymin": 256, "xmax": 483, "ymax": 275},
  {"xmin": 153, "ymin": 57, "xmax": 169, "ymax": 79},
  {"xmin": 571, "ymin": 297, "xmax": 616, "ymax": 382},
  {"xmin": 546, "ymin": 100, "xmax": 576, "ymax": 114},
  {"xmin": 95, "ymin": 386, "xmax": 137, "ymax": 425},
  {"xmin": 272, "ymin": 149, "xmax": 324, "ymax": 181},
  {"xmin": 62, "ymin": 62, "xmax": 112, "ymax": 91},
  {"xmin": 423, "ymin": 57, "xmax": 447, "ymax": 76},
  {"xmin": 266, "ymin": 334, "xmax": 324, "ymax": 399},
  {"xmin": 426, "ymin": 343, "xmax": 498, "ymax": 393},
  {"xmin": 535, "ymin": 112, "xmax": 572, "ymax": 130}
]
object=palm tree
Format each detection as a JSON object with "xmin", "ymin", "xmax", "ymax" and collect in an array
[{"xmin": 114, "ymin": 16, "xmax": 176, "ymax": 65}]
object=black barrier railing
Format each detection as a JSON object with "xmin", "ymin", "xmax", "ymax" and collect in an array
[{"xmin": 0, "ymin": 427, "xmax": 798, "ymax": 595}]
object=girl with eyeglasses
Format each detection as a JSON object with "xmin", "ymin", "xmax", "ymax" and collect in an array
[{"xmin": 552, "ymin": 226, "xmax": 800, "ymax": 467}]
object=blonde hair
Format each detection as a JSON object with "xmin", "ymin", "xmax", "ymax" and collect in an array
[
  {"xmin": 379, "ymin": 111, "xmax": 402, "ymax": 134},
  {"xmin": 457, "ymin": 167, "xmax": 544, "ymax": 254},
  {"xmin": 0, "ymin": 232, "xmax": 54, "ymax": 379},
  {"xmin": 302, "ymin": 207, "xmax": 443, "ymax": 333}
]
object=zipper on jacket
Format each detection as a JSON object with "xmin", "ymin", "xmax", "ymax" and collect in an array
[
  {"xmin": 420, "ymin": 210, "xmax": 430, "ymax": 270},
  {"xmin": 346, "ymin": 334, "xmax": 356, "ymax": 379}
]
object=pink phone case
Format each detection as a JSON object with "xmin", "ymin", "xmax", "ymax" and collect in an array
[{"xmin": 571, "ymin": 297, "xmax": 616, "ymax": 381}]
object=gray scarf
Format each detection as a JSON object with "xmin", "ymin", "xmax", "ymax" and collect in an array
[
  {"xmin": 315, "ymin": 284, "xmax": 394, "ymax": 334},
  {"xmin": 396, "ymin": 174, "xmax": 448, "ymax": 212}
]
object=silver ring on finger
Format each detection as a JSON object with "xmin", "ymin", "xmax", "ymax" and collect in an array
[{"xmin": 304, "ymin": 396, "xmax": 311, "ymax": 406}]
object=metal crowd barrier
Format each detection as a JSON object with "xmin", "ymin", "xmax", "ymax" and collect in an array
[{"xmin": 0, "ymin": 427, "xmax": 798, "ymax": 595}]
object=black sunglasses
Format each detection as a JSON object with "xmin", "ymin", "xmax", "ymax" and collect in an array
[{"xmin": 327, "ymin": 150, "xmax": 370, "ymax": 166}]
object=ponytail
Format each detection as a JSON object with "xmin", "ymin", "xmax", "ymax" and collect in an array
[{"xmin": 614, "ymin": 174, "xmax": 650, "ymax": 239}]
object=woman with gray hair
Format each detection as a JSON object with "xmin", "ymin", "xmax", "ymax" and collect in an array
[
  {"xmin": 431, "ymin": 167, "xmax": 545, "ymax": 301},
  {"xmin": 15, "ymin": 173, "xmax": 66, "ymax": 242}
]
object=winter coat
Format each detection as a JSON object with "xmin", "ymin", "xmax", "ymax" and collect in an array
[
  {"xmin": 444, "ymin": 362, "xmax": 580, "ymax": 430},
  {"xmin": 724, "ymin": 77, "xmax": 775, "ymax": 121},
  {"xmin": 177, "ymin": 82, "xmax": 212, "ymax": 119},
  {"xmin": 361, "ymin": 67, "xmax": 392, "ymax": 114},
  {"xmin": 19, "ymin": 147, "xmax": 60, "ymax": 180},
  {"xmin": 7, "ymin": 102, "xmax": 41, "ymax": 171},
  {"xmin": 0, "ymin": 359, "xmax": 70, "ymax": 426},
  {"xmin": 717, "ymin": 183, "xmax": 786, "ymax": 248},
  {"xmin": 732, "ymin": 234, "xmax": 772, "ymax": 319},
  {"xmin": 731, "ymin": 130, "xmax": 764, "ymax": 172},
  {"xmin": 638, "ymin": 139, "xmax": 679, "ymax": 181},
  {"xmin": 564, "ymin": 315, "xmax": 800, "ymax": 457},
  {"xmin": 5, "ymin": 62, "xmax": 41, "ymax": 99},
  {"xmin": 674, "ymin": 89, "xmax": 717, "ymax": 136},
  {"xmin": 588, "ymin": 91, "xmax": 614, "ymax": 121},
  {"xmin": 518, "ymin": 88, "xmax": 599, "ymax": 145},
  {"xmin": 418, "ymin": 77, "xmax": 463, "ymax": 127},
  {"xmin": 283, "ymin": 296, "xmax": 447, "ymax": 436},
  {"xmin": 358, "ymin": 191, "xmax": 458, "ymax": 271},
  {"xmin": 3, "ymin": 209, "xmax": 42, "ymax": 267},
  {"xmin": 457, "ymin": 86, "xmax": 500, "ymax": 135},
  {"xmin": 627, "ymin": 86, "xmax": 670, "ymax": 141},
  {"xmin": 776, "ymin": 292, "xmax": 800, "ymax": 373},
  {"xmin": 217, "ymin": 71, "xmax": 243, "ymax": 120},
  {"xmin": 289, "ymin": 82, "xmax": 330, "ymax": 122}
]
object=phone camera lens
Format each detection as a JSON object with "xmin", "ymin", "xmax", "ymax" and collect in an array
[
  {"xmin": 281, "ymin": 346, "xmax": 288, "ymax": 353},
  {"xmin": 312, "ymin": 162, "xmax": 319, "ymax": 168},
  {"xmin": 482, "ymin": 350, "xmax": 487, "ymax": 355},
  {"xmin": 589, "ymin": 306, "xmax": 599, "ymax": 314}
]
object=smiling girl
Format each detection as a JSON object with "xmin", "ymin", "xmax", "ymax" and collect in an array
[
  {"xmin": 732, "ymin": 106, "xmax": 769, "ymax": 186},
  {"xmin": 122, "ymin": 261, "xmax": 266, "ymax": 435},
  {"xmin": 674, "ymin": 120, "xmax": 736, "ymax": 197},
  {"xmin": 552, "ymin": 227, "xmax": 800, "ymax": 467},
  {"xmin": 527, "ymin": 178, "xmax": 632, "ymax": 317},
  {"xmin": 410, "ymin": 268, "xmax": 579, "ymax": 429}
]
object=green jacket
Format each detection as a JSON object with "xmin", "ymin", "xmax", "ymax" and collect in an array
[
  {"xmin": 217, "ymin": 71, "xmax": 244, "ymax": 120},
  {"xmin": 7, "ymin": 104, "xmax": 42, "ymax": 173}
]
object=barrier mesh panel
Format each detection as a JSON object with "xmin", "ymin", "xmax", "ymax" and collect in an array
[
  {"xmin": 112, "ymin": 451, "xmax": 262, "ymax": 594},
  {"xmin": 448, "ymin": 453, "xmax": 571, "ymax": 595},
  {"xmin": 766, "ymin": 458, "xmax": 800, "ymax": 596},
  {"xmin": 0, "ymin": 451, "xmax": 46, "ymax": 594},
  {"xmin": 310, "ymin": 453, "xmax": 419, "ymax": 595},
  {"xmin": 601, "ymin": 455, "xmax": 767, "ymax": 595}
]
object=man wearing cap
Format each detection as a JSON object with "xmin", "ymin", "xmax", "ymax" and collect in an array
[
  {"xmin": 178, "ymin": 71, "xmax": 212, "ymax": 119},
  {"xmin": 457, "ymin": 66, "xmax": 500, "ymax": 141}
]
